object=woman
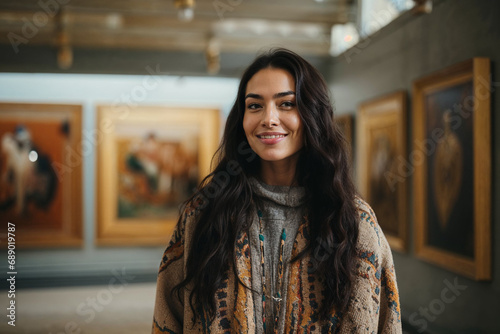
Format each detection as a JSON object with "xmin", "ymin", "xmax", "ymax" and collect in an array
[{"xmin": 153, "ymin": 49, "xmax": 402, "ymax": 333}]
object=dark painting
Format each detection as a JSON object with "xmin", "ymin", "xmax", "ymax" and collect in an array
[
  {"xmin": 367, "ymin": 123, "xmax": 399, "ymax": 237},
  {"xmin": 425, "ymin": 80, "xmax": 474, "ymax": 258}
]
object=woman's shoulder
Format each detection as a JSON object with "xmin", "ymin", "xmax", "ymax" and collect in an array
[
  {"xmin": 162, "ymin": 197, "xmax": 204, "ymax": 249},
  {"xmin": 178, "ymin": 197, "xmax": 205, "ymax": 234},
  {"xmin": 354, "ymin": 196, "xmax": 379, "ymax": 230},
  {"xmin": 181, "ymin": 197, "xmax": 203, "ymax": 219},
  {"xmin": 158, "ymin": 198, "xmax": 204, "ymax": 268}
]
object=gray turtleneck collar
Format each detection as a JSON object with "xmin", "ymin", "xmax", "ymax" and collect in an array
[
  {"xmin": 248, "ymin": 177, "xmax": 306, "ymax": 208},
  {"xmin": 248, "ymin": 176, "xmax": 305, "ymax": 334}
]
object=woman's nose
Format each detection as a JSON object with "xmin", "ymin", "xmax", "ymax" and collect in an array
[{"xmin": 261, "ymin": 105, "xmax": 279, "ymax": 127}]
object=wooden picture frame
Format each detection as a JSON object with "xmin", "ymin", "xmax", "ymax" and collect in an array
[
  {"xmin": 335, "ymin": 114, "xmax": 354, "ymax": 153},
  {"xmin": 96, "ymin": 105, "xmax": 220, "ymax": 246},
  {"xmin": 413, "ymin": 58, "xmax": 491, "ymax": 280},
  {"xmin": 0, "ymin": 103, "xmax": 83, "ymax": 248},
  {"xmin": 357, "ymin": 91, "xmax": 407, "ymax": 252}
]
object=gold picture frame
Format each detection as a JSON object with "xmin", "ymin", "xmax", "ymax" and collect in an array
[
  {"xmin": 335, "ymin": 114, "xmax": 354, "ymax": 154},
  {"xmin": 357, "ymin": 91, "xmax": 407, "ymax": 252},
  {"xmin": 413, "ymin": 58, "xmax": 491, "ymax": 280},
  {"xmin": 96, "ymin": 105, "xmax": 220, "ymax": 246},
  {"xmin": 0, "ymin": 103, "xmax": 83, "ymax": 248}
]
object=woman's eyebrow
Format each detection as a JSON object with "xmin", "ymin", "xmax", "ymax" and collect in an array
[
  {"xmin": 245, "ymin": 91, "xmax": 296, "ymax": 100},
  {"xmin": 245, "ymin": 93, "xmax": 262, "ymax": 100},
  {"xmin": 273, "ymin": 91, "xmax": 295, "ymax": 99}
]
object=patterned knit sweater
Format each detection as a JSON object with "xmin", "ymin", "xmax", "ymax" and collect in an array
[
  {"xmin": 152, "ymin": 196, "xmax": 402, "ymax": 333},
  {"xmin": 247, "ymin": 177, "xmax": 306, "ymax": 333}
]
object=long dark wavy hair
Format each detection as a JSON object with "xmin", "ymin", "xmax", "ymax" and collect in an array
[{"xmin": 172, "ymin": 48, "xmax": 359, "ymax": 323}]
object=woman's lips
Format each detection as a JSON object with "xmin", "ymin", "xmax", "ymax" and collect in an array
[{"xmin": 256, "ymin": 133, "xmax": 287, "ymax": 145}]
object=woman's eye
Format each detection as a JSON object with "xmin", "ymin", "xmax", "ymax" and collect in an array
[
  {"xmin": 280, "ymin": 101, "xmax": 295, "ymax": 108},
  {"xmin": 247, "ymin": 103, "xmax": 261, "ymax": 110}
]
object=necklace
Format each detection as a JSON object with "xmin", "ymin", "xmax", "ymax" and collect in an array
[{"xmin": 257, "ymin": 209, "xmax": 286, "ymax": 334}]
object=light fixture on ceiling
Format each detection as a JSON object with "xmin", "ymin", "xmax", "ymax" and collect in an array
[
  {"xmin": 106, "ymin": 13, "xmax": 123, "ymax": 29},
  {"xmin": 56, "ymin": 9, "xmax": 73, "ymax": 69},
  {"xmin": 57, "ymin": 32, "xmax": 73, "ymax": 70},
  {"xmin": 174, "ymin": 0, "xmax": 195, "ymax": 22},
  {"xmin": 330, "ymin": 22, "xmax": 359, "ymax": 57},
  {"xmin": 206, "ymin": 38, "xmax": 220, "ymax": 74},
  {"xmin": 412, "ymin": 0, "xmax": 432, "ymax": 14}
]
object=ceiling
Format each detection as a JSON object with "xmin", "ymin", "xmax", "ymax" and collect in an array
[{"xmin": 0, "ymin": 0, "xmax": 357, "ymax": 76}]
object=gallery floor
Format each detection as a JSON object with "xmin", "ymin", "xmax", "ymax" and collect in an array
[{"xmin": 0, "ymin": 282, "xmax": 156, "ymax": 334}]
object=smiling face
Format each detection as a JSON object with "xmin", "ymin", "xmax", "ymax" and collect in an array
[{"xmin": 243, "ymin": 67, "xmax": 304, "ymax": 167}]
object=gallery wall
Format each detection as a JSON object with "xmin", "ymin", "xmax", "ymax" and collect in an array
[
  {"xmin": 0, "ymin": 73, "xmax": 239, "ymax": 287},
  {"xmin": 329, "ymin": 0, "xmax": 499, "ymax": 332}
]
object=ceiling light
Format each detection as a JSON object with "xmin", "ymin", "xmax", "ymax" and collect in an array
[
  {"xmin": 330, "ymin": 23, "xmax": 359, "ymax": 57},
  {"xmin": 106, "ymin": 13, "xmax": 123, "ymax": 29},
  {"xmin": 174, "ymin": 0, "xmax": 195, "ymax": 22},
  {"xmin": 206, "ymin": 38, "xmax": 220, "ymax": 74}
]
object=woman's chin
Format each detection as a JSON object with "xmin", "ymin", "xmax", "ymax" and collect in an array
[{"xmin": 258, "ymin": 154, "xmax": 298, "ymax": 164}]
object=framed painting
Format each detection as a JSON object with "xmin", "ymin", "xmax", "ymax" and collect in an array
[
  {"xmin": 0, "ymin": 103, "xmax": 82, "ymax": 248},
  {"xmin": 335, "ymin": 114, "xmax": 354, "ymax": 154},
  {"xmin": 96, "ymin": 105, "xmax": 220, "ymax": 246},
  {"xmin": 413, "ymin": 58, "xmax": 491, "ymax": 280},
  {"xmin": 357, "ymin": 91, "xmax": 407, "ymax": 252}
]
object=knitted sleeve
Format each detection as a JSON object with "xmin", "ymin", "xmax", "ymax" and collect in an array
[
  {"xmin": 340, "ymin": 198, "xmax": 402, "ymax": 333},
  {"xmin": 377, "ymin": 227, "xmax": 402, "ymax": 333},
  {"xmin": 152, "ymin": 202, "xmax": 196, "ymax": 334}
]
